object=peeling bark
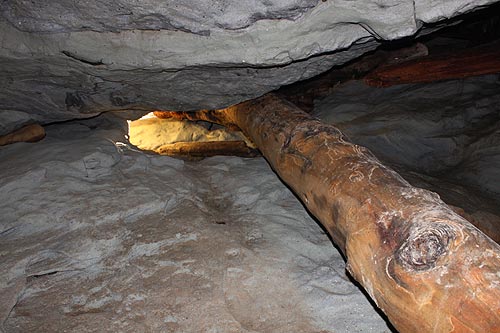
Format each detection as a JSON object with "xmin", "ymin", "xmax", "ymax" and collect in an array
[{"xmin": 168, "ymin": 94, "xmax": 500, "ymax": 332}]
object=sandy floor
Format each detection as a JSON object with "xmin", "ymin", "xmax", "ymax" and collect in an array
[{"xmin": 0, "ymin": 118, "xmax": 391, "ymax": 332}]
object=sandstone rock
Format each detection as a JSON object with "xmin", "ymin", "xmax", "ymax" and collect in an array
[
  {"xmin": 0, "ymin": 0, "xmax": 497, "ymax": 132},
  {"xmin": 0, "ymin": 111, "xmax": 34, "ymax": 136}
]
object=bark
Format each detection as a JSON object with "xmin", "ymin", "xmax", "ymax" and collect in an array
[
  {"xmin": 155, "ymin": 141, "xmax": 260, "ymax": 159},
  {"xmin": 364, "ymin": 41, "xmax": 500, "ymax": 87},
  {"xmin": 0, "ymin": 124, "xmax": 45, "ymax": 146},
  {"xmin": 449, "ymin": 205, "xmax": 500, "ymax": 244},
  {"xmin": 174, "ymin": 94, "xmax": 500, "ymax": 332}
]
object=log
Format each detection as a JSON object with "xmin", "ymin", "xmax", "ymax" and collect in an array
[
  {"xmin": 152, "ymin": 111, "xmax": 259, "ymax": 158},
  {"xmin": 153, "ymin": 110, "xmax": 240, "ymax": 131},
  {"xmin": 172, "ymin": 94, "xmax": 500, "ymax": 332},
  {"xmin": 155, "ymin": 140, "xmax": 260, "ymax": 158},
  {"xmin": 365, "ymin": 41, "xmax": 500, "ymax": 87},
  {"xmin": 279, "ymin": 43, "xmax": 428, "ymax": 112},
  {"xmin": 449, "ymin": 205, "xmax": 500, "ymax": 244},
  {"xmin": 0, "ymin": 124, "xmax": 45, "ymax": 146}
]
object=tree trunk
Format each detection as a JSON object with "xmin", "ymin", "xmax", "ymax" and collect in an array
[
  {"xmin": 364, "ymin": 41, "xmax": 500, "ymax": 87},
  {"xmin": 178, "ymin": 94, "xmax": 500, "ymax": 332}
]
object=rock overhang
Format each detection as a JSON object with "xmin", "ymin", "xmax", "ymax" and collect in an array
[{"xmin": 0, "ymin": 0, "xmax": 498, "ymax": 134}]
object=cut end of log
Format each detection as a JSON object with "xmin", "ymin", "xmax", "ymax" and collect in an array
[{"xmin": 0, "ymin": 124, "xmax": 46, "ymax": 146}]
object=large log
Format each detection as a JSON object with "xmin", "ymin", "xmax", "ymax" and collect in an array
[
  {"xmin": 365, "ymin": 41, "xmax": 500, "ymax": 87},
  {"xmin": 171, "ymin": 94, "xmax": 500, "ymax": 332}
]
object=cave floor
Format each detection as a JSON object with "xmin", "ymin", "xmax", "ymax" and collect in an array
[{"xmin": 0, "ymin": 121, "xmax": 391, "ymax": 332}]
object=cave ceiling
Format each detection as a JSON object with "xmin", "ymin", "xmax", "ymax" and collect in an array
[{"xmin": 0, "ymin": 0, "xmax": 498, "ymax": 134}]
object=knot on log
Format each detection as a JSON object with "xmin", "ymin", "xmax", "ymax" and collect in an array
[{"xmin": 397, "ymin": 223, "xmax": 456, "ymax": 271}]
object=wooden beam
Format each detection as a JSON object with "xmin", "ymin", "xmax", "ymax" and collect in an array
[
  {"xmin": 155, "ymin": 140, "xmax": 260, "ymax": 159},
  {"xmin": 365, "ymin": 41, "xmax": 500, "ymax": 87},
  {"xmin": 172, "ymin": 94, "xmax": 500, "ymax": 332},
  {"xmin": 0, "ymin": 124, "xmax": 45, "ymax": 146}
]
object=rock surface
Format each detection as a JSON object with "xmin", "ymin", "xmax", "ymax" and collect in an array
[
  {"xmin": 313, "ymin": 75, "xmax": 500, "ymax": 216},
  {"xmin": 0, "ymin": 115, "xmax": 391, "ymax": 333},
  {"xmin": 1, "ymin": 0, "xmax": 498, "ymax": 134}
]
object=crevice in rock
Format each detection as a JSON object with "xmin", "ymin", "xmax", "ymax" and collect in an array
[
  {"xmin": 26, "ymin": 270, "xmax": 59, "ymax": 282},
  {"xmin": 61, "ymin": 51, "xmax": 104, "ymax": 66}
]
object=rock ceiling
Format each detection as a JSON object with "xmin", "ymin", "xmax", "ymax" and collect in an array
[{"xmin": 0, "ymin": 0, "xmax": 498, "ymax": 134}]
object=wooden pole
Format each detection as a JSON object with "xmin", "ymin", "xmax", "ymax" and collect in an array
[
  {"xmin": 155, "ymin": 140, "xmax": 260, "ymax": 159},
  {"xmin": 172, "ymin": 94, "xmax": 500, "ymax": 332},
  {"xmin": 364, "ymin": 41, "xmax": 500, "ymax": 87}
]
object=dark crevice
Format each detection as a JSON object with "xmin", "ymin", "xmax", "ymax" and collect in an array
[
  {"xmin": 26, "ymin": 269, "xmax": 82, "ymax": 282},
  {"xmin": 26, "ymin": 271, "xmax": 59, "ymax": 282},
  {"xmin": 0, "ymin": 226, "xmax": 16, "ymax": 237},
  {"xmin": 61, "ymin": 50, "xmax": 104, "ymax": 66}
]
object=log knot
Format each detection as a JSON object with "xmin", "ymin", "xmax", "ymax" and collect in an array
[{"xmin": 397, "ymin": 223, "xmax": 456, "ymax": 271}]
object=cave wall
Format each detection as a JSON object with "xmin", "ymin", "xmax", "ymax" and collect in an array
[
  {"xmin": 1, "ymin": 0, "xmax": 498, "ymax": 134},
  {"xmin": 313, "ymin": 75, "xmax": 500, "ymax": 198}
]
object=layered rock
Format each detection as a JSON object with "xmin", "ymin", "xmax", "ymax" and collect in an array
[{"xmin": 0, "ymin": 0, "xmax": 498, "ymax": 134}]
